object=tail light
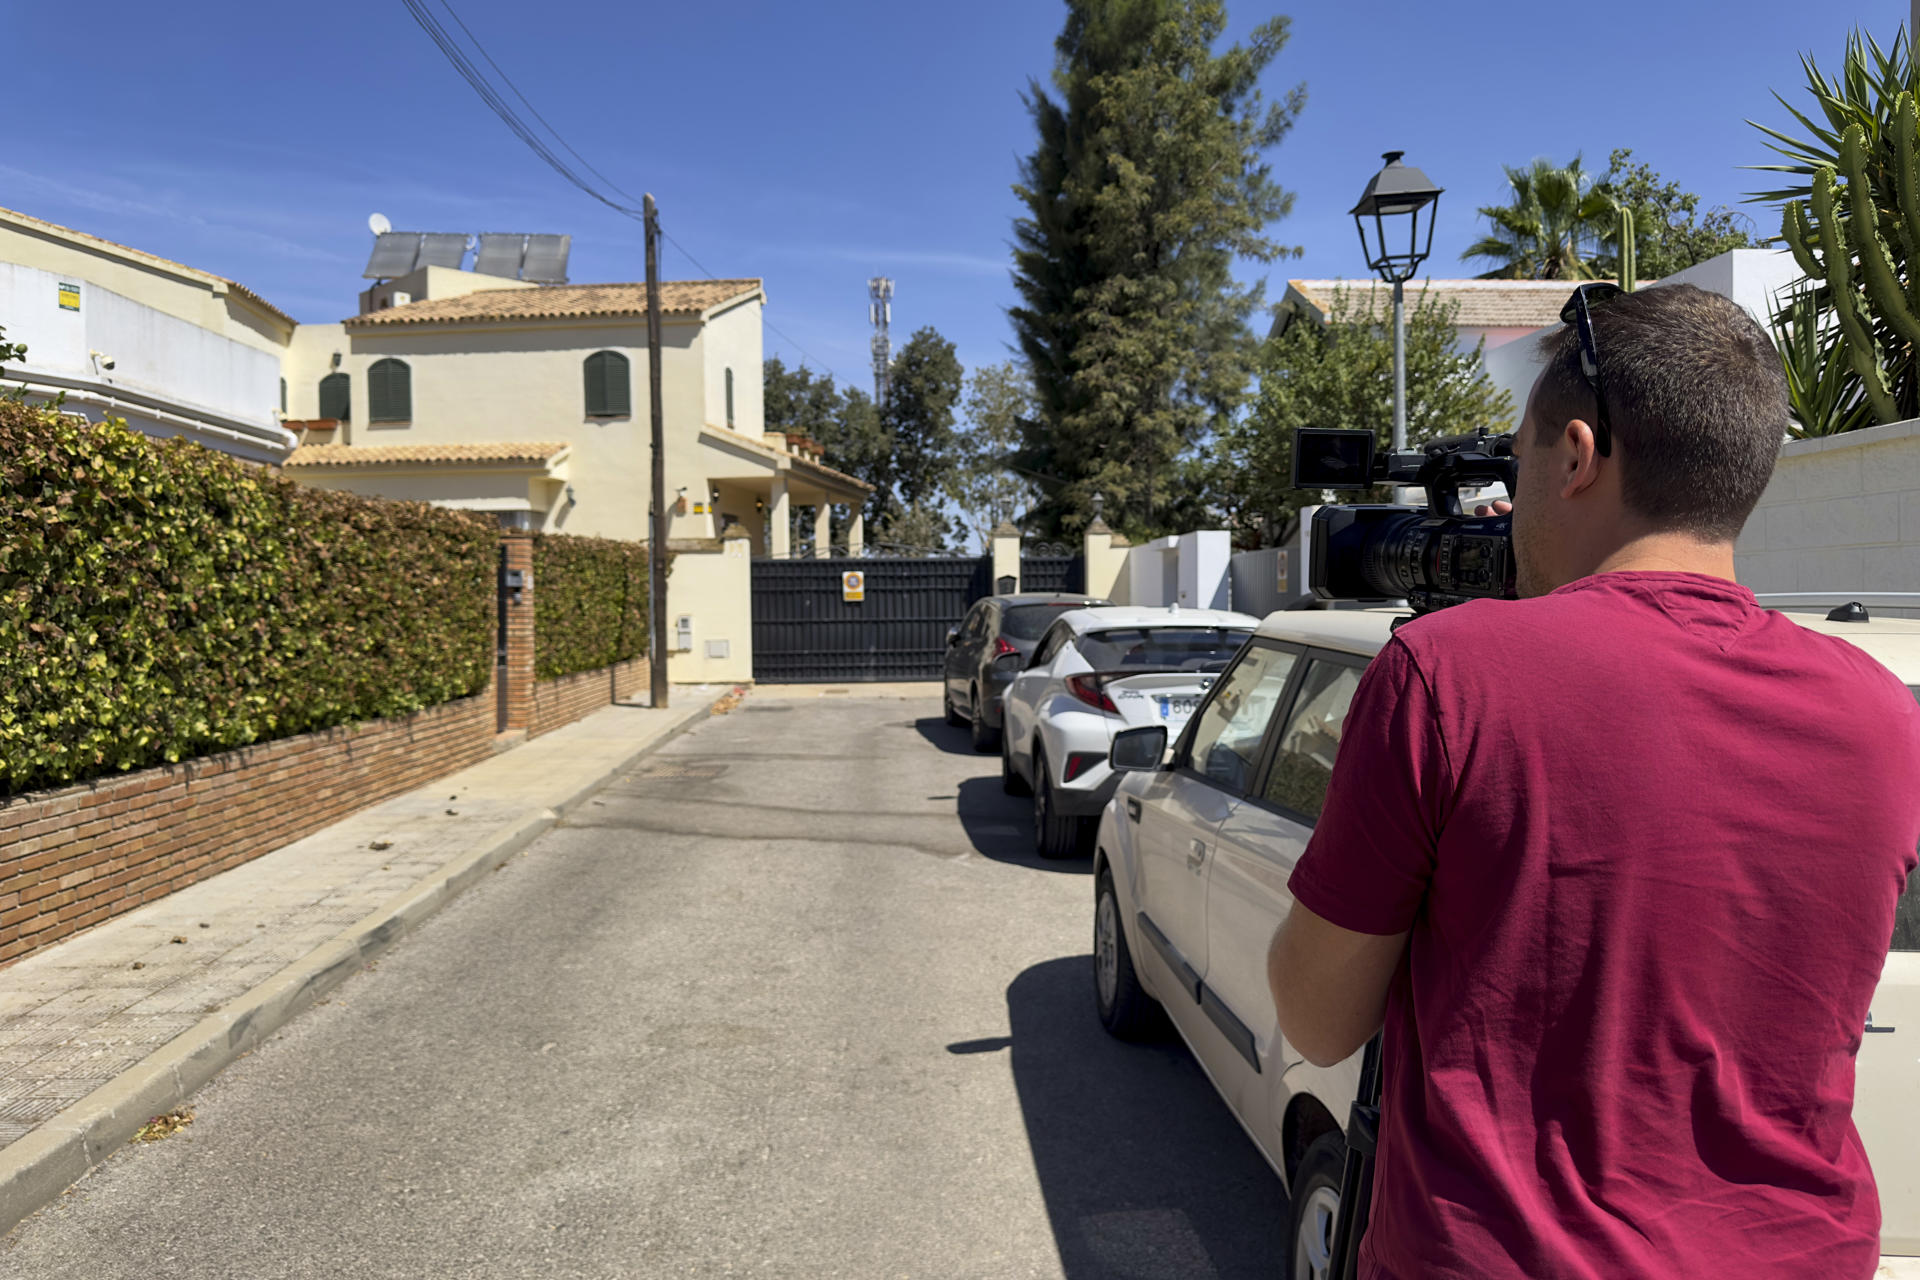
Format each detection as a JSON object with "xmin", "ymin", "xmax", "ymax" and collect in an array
[
  {"xmin": 993, "ymin": 636, "xmax": 1019, "ymax": 657},
  {"xmin": 1063, "ymin": 751, "xmax": 1106, "ymax": 782},
  {"xmin": 1065, "ymin": 673, "xmax": 1119, "ymax": 714}
]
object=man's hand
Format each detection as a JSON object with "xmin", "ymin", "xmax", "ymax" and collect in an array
[
  {"xmin": 1268, "ymin": 901, "xmax": 1407, "ymax": 1068},
  {"xmin": 1474, "ymin": 499, "xmax": 1514, "ymax": 517}
]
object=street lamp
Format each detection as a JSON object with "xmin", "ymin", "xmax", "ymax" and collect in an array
[{"xmin": 1350, "ymin": 151, "xmax": 1443, "ymax": 496}]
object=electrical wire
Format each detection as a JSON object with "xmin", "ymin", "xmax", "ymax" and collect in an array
[{"xmin": 400, "ymin": 0, "xmax": 858, "ymax": 387}]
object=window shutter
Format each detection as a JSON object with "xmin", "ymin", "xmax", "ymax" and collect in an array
[
  {"xmin": 368, "ymin": 359, "xmax": 411, "ymax": 423},
  {"xmin": 584, "ymin": 351, "xmax": 629, "ymax": 417},
  {"xmin": 318, "ymin": 372, "xmax": 350, "ymax": 422},
  {"xmin": 279, "ymin": 378, "xmax": 287, "ymax": 415}
]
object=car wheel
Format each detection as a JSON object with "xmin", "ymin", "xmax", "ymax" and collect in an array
[
  {"xmin": 1002, "ymin": 731, "xmax": 1030, "ymax": 796},
  {"xmin": 1032, "ymin": 754, "xmax": 1081, "ymax": 859},
  {"xmin": 969, "ymin": 687, "xmax": 1000, "ymax": 753},
  {"xmin": 1286, "ymin": 1133, "xmax": 1347, "ymax": 1280},
  {"xmin": 1094, "ymin": 868, "xmax": 1164, "ymax": 1040},
  {"xmin": 943, "ymin": 686, "xmax": 964, "ymax": 727}
]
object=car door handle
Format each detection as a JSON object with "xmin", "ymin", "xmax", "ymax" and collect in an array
[
  {"xmin": 1126, "ymin": 797, "xmax": 1141, "ymax": 823},
  {"xmin": 1187, "ymin": 839, "xmax": 1207, "ymax": 871}
]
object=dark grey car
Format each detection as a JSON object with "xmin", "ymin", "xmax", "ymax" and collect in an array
[{"xmin": 942, "ymin": 592, "xmax": 1111, "ymax": 752}]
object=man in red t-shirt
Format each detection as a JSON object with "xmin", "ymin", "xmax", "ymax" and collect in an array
[{"xmin": 1267, "ymin": 283, "xmax": 1920, "ymax": 1279}]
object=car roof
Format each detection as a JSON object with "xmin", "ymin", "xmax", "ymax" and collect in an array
[
  {"xmin": 993, "ymin": 593, "xmax": 1112, "ymax": 607},
  {"xmin": 1246, "ymin": 597, "xmax": 1920, "ymax": 684},
  {"xmin": 1058, "ymin": 605, "xmax": 1262, "ymax": 632}
]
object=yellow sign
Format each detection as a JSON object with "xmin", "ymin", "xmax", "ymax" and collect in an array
[
  {"xmin": 842, "ymin": 570, "xmax": 865, "ymax": 603},
  {"xmin": 58, "ymin": 282, "xmax": 80, "ymax": 312}
]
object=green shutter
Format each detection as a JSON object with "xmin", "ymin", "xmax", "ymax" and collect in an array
[
  {"xmin": 725, "ymin": 367, "xmax": 734, "ymax": 426},
  {"xmin": 584, "ymin": 351, "xmax": 630, "ymax": 417},
  {"xmin": 318, "ymin": 372, "xmax": 350, "ymax": 422},
  {"xmin": 279, "ymin": 377, "xmax": 287, "ymax": 415},
  {"xmin": 368, "ymin": 359, "xmax": 411, "ymax": 423}
]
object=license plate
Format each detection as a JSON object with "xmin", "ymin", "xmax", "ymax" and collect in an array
[{"xmin": 1156, "ymin": 695, "xmax": 1200, "ymax": 719}]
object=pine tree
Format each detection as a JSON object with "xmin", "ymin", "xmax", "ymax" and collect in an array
[{"xmin": 1009, "ymin": 0, "xmax": 1303, "ymax": 539}]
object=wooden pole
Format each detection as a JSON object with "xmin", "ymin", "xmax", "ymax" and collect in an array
[{"xmin": 645, "ymin": 194, "xmax": 669, "ymax": 710}]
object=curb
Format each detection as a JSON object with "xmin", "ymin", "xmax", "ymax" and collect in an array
[{"xmin": 0, "ymin": 692, "xmax": 724, "ymax": 1237}]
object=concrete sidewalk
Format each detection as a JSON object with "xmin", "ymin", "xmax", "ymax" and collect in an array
[{"xmin": 0, "ymin": 687, "xmax": 730, "ymax": 1235}]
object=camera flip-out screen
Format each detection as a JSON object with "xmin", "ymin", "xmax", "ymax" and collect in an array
[{"xmin": 1293, "ymin": 428, "xmax": 1376, "ymax": 490}]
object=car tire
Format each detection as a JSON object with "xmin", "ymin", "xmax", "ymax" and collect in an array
[
  {"xmin": 1002, "ymin": 731, "xmax": 1030, "ymax": 796},
  {"xmin": 1094, "ymin": 868, "xmax": 1164, "ymax": 1040},
  {"xmin": 943, "ymin": 686, "xmax": 965, "ymax": 727},
  {"xmin": 1032, "ymin": 754, "xmax": 1082, "ymax": 859},
  {"xmin": 969, "ymin": 687, "xmax": 999, "ymax": 753},
  {"xmin": 1286, "ymin": 1132, "xmax": 1348, "ymax": 1280}
]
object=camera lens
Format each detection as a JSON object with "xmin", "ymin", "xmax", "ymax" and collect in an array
[{"xmin": 1360, "ymin": 513, "xmax": 1431, "ymax": 598}]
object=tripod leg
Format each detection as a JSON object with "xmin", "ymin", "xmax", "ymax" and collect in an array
[{"xmin": 1325, "ymin": 1034, "xmax": 1384, "ymax": 1280}]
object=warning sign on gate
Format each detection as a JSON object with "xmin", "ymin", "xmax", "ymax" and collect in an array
[{"xmin": 841, "ymin": 570, "xmax": 865, "ymax": 602}]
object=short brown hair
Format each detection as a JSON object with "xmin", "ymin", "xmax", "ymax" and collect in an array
[{"xmin": 1533, "ymin": 283, "xmax": 1787, "ymax": 542}]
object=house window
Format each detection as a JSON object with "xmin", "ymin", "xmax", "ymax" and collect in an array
[
  {"xmin": 368, "ymin": 358, "xmax": 411, "ymax": 424},
  {"xmin": 725, "ymin": 367, "xmax": 735, "ymax": 427},
  {"xmin": 584, "ymin": 350, "xmax": 631, "ymax": 417},
  {"xmin": 318, "ymin": 372, "xmax": 350, "ymax": 422}
]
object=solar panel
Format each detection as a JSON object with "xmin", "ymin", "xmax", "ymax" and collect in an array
[
  {"xmin": 417, "ymin": 233, "xmax": 470, "ymax": 270},
  {"xmin": 474, "ymin": 233, "xmax": 526, "ymax": 280},
  {"xmin": 363, "ymin": 232, "xmax": 421, "ymax": 279},
  {"xmin": 521, "ymin": 234, "xmax": 571, "ymax": 283}
]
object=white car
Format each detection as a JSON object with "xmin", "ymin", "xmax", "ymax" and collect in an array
[
  {"xmin": 1091, "ymin": 599, "xmax": 1920, "ymax": 1279},
  {"xmin": 1000, "ymin": 606, "xmax": 1259, "ymax": 858}
]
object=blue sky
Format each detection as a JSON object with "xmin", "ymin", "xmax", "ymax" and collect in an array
[{"xmin": 3, "ymin": 0, "xmax": 1906, "ymax": 391}]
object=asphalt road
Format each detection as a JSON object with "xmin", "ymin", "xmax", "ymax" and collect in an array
[{"xmin": 0, "ymin": 695, "xmax": 1285, "ymax": 1279}]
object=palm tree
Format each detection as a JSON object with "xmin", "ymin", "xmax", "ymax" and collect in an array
[{"xmin": 1461, "ymin": 156, "xmax": 1617, "ymax": 280}]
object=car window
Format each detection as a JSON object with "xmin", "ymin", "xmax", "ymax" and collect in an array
[
  {"xmin": 1029, "ymin": 622, "xmax": 1069, "ymax": 668},
  {"xmin": 1261, "ymin": 660, "xmax": 1366, "ymax": 822},
  {"xmin": 1895, "ymin": 855, "xmax": 1920, "ymax": 952},
  {"xmin": 1183, "ymin": 645, "xmax": 1299, "ymax": 794},
  {"xmin": 1075, "ymin": 627, "xmax": 1250, "ymax": 672},
  {"xmin": 963, "ymin": 604, "xmax": 991, "ymax": 645},
  {"xmin": 1002, "ymin": 603, "xmax": 1080, "ymax": 641}
]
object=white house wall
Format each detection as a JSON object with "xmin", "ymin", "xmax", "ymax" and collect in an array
[{"xmin": 700, "ymin": 300, "xmax": 764, "ymax": 435}]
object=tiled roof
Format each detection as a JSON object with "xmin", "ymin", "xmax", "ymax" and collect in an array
[
  {"xmin": 344, "ymin": 279, "xmax": 764, "ymax": 328},
  {"xmin": 284, "ymin": 442, "xmax": 568, "ymax": 468},
  {"xmin": 1285, "ymin": 278, "xmax": 1628, "ymax": 331},
  {"xmin": 0, "ymin": 205, "xmax": 296, "ymax": 328}
]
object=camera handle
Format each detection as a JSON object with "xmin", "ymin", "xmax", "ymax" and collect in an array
[{"xmin": 1326, "ymin": 1032, "xmax": 1384, "ymax": 1280}]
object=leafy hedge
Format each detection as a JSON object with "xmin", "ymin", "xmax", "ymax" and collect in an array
[
  {"xmin": 0, "ymin": 401, "xmax": 496, "ymax": 796},
  {"xmin": 531, "ymin": 533, "xmax": 656, "ymax": 680}
]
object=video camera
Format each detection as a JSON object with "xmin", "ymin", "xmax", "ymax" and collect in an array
[{"xmin": 1292, "ymin": 427, "xmax": 1519, "ymax": 615}]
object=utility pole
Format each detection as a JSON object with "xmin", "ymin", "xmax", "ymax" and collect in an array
[
  {"xmin": 868, "ymin": 277, "xmax": 894, "ymax": 408},
  {"xmin": 645, "ymin": 194, "xmax": 669, "ymax": 711}
]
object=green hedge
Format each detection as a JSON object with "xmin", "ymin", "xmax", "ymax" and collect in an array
[
  {"xmin": 0, "ymin": 402, "xmax": 496, "ymax": 796},
  {"xmin": 530, "ymin": 533, "xmax": 655, "ymax": 680}
]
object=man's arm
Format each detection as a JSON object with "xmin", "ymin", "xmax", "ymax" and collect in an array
[{"xmin": 1268, "ymin": 900, "xmax": 1407, "ymax": 1068}]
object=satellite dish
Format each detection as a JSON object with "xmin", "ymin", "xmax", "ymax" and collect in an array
[{"xmin": 368, "ymin": 212, "xmax": 392, "ymax": 236}]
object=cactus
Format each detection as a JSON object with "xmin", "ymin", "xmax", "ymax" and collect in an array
[
  {"xmin": 1616, "ymin": 205, "xmax": 1636, "ymax": 291},
  {"xmin": 1781, "ymin": 201, "xmax": 1825, "ymax": 279},
  {"xmin": 1894, "ymin": 93, "xmax": 1920, "ymax": 311},
  {"xmin": 1839, "ymin": 123, "xmax": 1920, "ymax": 350},
  {"xmin": 1810, "ymin": 167, "xmax": 1901, "ymax": 423}
]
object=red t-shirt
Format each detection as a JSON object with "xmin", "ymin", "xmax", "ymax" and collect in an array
[{"xmin": 1288, "ymin": 572, "xmax": 1920, "ymax": 1280}]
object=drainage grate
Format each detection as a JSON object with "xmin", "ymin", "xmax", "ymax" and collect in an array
[
  {"xmin": 628, "ymin": 762, "xmax": 729, "ymax": 781},
  {"xmin": 745, "ymin": 705, "xmax": 794, "ymax": 713}
]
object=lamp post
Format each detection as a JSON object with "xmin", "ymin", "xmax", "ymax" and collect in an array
[{"xmin": 1350, "ymin": 151, "xmax": 1443, "ymax": 500}]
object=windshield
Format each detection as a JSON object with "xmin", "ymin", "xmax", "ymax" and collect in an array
[
  {"xmin": 1075, "ymin": 626, "xmax": 1250, "ymax": 672},
  {"xmin": 1001, "ymin": 604, "xmax": 1083, "ymax": 641}
]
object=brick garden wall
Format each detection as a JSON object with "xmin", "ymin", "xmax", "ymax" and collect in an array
[
  {"xmin": 0, "ymin": 689, "xmax": 497, "ymax": 966},
  {"xmin": 529, "ymin": 657, "xmax": 651, "ymax": 739}
]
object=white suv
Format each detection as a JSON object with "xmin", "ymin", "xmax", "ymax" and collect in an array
[{"xmin": 1091, "ymin": 600, "xmax": 1920, "ymax": 1278}]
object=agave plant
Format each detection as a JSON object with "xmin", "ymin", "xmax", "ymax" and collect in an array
[
  {"xmin": 1770, "ymin": 283, "xmax": 1876, "ymax": 437},
  {"xmin": 1749, "ymin": 28, "xmax": 1916, "ymax": 206}
]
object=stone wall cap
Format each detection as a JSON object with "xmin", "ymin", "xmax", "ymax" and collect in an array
[{"xmin": 990, "ymin": 521, "xmax": 1021, "ymax": 538}]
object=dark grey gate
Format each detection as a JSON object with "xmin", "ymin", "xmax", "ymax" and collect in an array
[
  {"xmin": 751, "ymin": 556, "xmax": 994, "ymax": 682},
  {"xmin": 1020, "ymin": 554, "xmax": 1085, "ymax": 594}
]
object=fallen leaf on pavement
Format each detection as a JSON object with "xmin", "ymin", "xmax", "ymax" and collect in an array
[{"xmin": 132, "ymin": 1108, "xmax": 193, "ymax": 1142}]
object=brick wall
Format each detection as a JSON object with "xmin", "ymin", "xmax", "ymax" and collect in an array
[
  {"xmin": 501, "ymin": 533, "xmax": 535, "ymax": 731},
  {"xmin": 528, "ymin": 657, "xmax": 651, "ymax": 739},
  {"xmin": 0, "ymin": 689, "xmax": 496, "ymax": 966}
]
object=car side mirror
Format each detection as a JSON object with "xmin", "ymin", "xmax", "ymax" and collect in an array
[
  {"xmin": 1109, "ymin": 725, "xmax": 1168, "ymax": 772},
  {"xmin": 946, "ymin": 626, "xmax": 960, "ymax": 646}
]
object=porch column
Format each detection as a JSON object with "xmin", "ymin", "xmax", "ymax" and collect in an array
[
  {"xmin": 813, "ymin": 499, "xmax": 832, "ymax": 559},
  {"xmin": 848, "ymin": 509, "xmax": 865, "ymax": 558},
  {"xmin": 769, "ymin": 472, "xmax": 791, "ymax": 560},
  {"xmin": 991, "ymin": 521, "xmax": 1021, "ymax": 594}
]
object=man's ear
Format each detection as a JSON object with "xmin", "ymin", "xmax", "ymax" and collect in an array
[{"xmin": 1557, "ymin": 417, "xmax": 1605, "ymax": 500}]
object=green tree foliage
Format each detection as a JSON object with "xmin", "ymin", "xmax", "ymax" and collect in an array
[
  {"xmin": 1217, "ymin": 292, "xmax": 1514, "ymax": 545},
  {"xmin": 1591, "ymin": 149, "xmax": 1754, "ymax": 281},
  {"xmin": 0, "ymin": 401, "xmax": 496, "ymax": 796},
  {"xmin": 948, "ymin": 361, "xmax": 1041, "ymax": 550},
  {"xmin": 879, "ymin": 326, "xmax": 963, "ymax": 530},
  {"xmin": 1462, "ymin": 156, "xmax": 1615, "ymax": 280},
  {"xmin": 1010, "ymin": 0, "xmax": 1304, "ymax": 539},
  {"xmin": 870, "ymin": 504, "xmax": 951, "ymax": 556},
  {"xmin": 530, "ymin": 534, "xmax": 656, "ymax": 679}
]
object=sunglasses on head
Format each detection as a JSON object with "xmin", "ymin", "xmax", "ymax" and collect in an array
[{"xmin": 1559, "ymin": 282, "xmax": 1624, "ymax": 457}]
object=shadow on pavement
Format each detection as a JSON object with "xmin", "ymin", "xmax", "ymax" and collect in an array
[
  {"xmin": 999, "ymin": 956, "xmax": 1287, "ymax": 1279},
  {"xmin": 956, "ymin": 778, "xmax": 1091, "ymax": 875},
  {"xmin": 912, "ymin": 715, "xmax": 984, "ymax": 756}
]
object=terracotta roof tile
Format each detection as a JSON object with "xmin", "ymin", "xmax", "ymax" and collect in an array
[
  {"xmin": 284, "ymin": 442, "xmax": 569, "ymax": 467},
  {"xmin": 1285, "ymin": 278, "xmax": 1636, "ymax": 331},
  {"xmin": 345, "ymin": 279, "xmax": 764, "ymax": 328}
]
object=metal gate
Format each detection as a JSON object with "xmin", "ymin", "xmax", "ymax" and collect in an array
[
  {"xmin": 751, "ymin": 556, "xmax": 992, "ymax": 683},
  {"xmin": 1020, "ymin": 554, "xmax": 1084, "ymax": 594}
]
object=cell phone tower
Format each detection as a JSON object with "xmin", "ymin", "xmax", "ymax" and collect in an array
[{"xmin": 868, "ymin": 277, "xmax": 894, "ymax": 408}]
